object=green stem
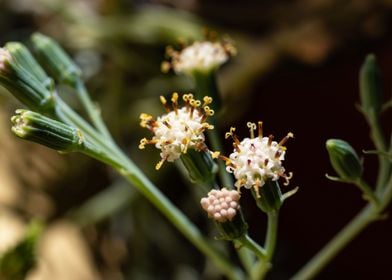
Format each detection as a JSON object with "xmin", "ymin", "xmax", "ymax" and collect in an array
[
  {"xmin": 74, "ymin": 80, "xmax": 113, "ymax": 140},
  {"xmin": 237, "ymin": 234, "xmax": 267, "ymax": 261},
  {"xmin": 251, "ymin": 211, "xmax": 279, "ymax": 280},
  {"xmin": 235, "ymin": 241, "xmax": 255, "ymax": 275},
  {"xmin": 355, "ymin": 178, "xmax": 380, "ymax": 206},
  {"xmin": 367, "ymin": 113, "xmax": 390, "ymax": 192},
  {"xmin": 265, "ymin": 211, "xmax": 279, "ymax": 259},
  {"xmin": 292, "ymin": 175, "xmax": 392, "ymax": 280}
]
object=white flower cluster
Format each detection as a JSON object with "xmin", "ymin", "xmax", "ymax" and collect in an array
[
  {"xmin": 163, "ymin": 40, "xmax": 235, "ymax": 75},
  {"xmin": 200, "ymin": 188, "xmax": 240, "ymax": 223},
  {"xmin": 224, "ymin": 122, "xmax": 293, "ymax": 194},
  {"xmin": 139, "ymin": 93, "xmax": 214, "ymax": 170}
]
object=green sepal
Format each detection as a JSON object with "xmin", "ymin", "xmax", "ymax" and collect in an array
[
  {"xmin": 31, "ymin": 33, "xmax": 81, "ymax": 86},
  {"xmin": 11, "ymin": 109, "xmax": 83, "ymax": 152},
  {"xmin": 215, "ymin": 209, "xmax": 248, "ymax": 240},
  {"xmin": 251, "ymin": 180, "xmax": 283, "ymax": 213},
  {"xmin": 326, "ymin": 139, "xmax": 363, "ymax": 182},
  {"xmin": 359, "ymin": 54, "xmax": 383, "ymax": 117},
  {"xmin": 5, "ymin": 42, "xmax": 54, "ymax": 91},
  {"xmin": 180, "ymin": 149, "xmax": 217, "ymax": 185},
  {"xmin": 0, "ymin": 221, "xmax": 43, "ymax": 280}
]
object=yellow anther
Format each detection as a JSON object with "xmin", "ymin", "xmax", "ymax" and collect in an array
[
  {"xmin": 183, "ymin": 94, "xmax": 190, "ymax": 102},
  {"xmin": 194, "ymin": 100, "xmax": 201, "ymax": 107},
  {"xmin": 203, "ymin": 96, "xmax": 213, "ymax": 106},
  {"xmin": 211, "ymin": 151, "xmax": 220, "ymax": 159},
  {"xmin": 160, "ymin": 96, "xmax": 167, "ymax": 105},
  {"xmin": 139, "ymin": 113, "xmax": 153, "ymax": 127},
  {"xmin": 155, "ymin": 159, "xmax": 165, "ymax": 170},
  {"xmin": 139, "ymin": 138, "xmax": 148, "ymax": 149},
  {"xmin": 161, "ymin": 61, "xmax": 171, "ymax": 73},
  {"xmin": 171, "ymin": 92, "xmax": 179, "ymax": 103}
]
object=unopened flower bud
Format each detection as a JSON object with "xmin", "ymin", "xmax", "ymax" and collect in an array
[
  {"xmin": 31, "ymin": 33, "xmax": 81, "ymax": 86},
  {"xmin": 251, "ymin": 180, "xmax": 283, "ymax": 213},
  {"xmin": 360, "ymin": 54, "xmax": 383, "ymax": 117},
  {"xmin": 180, "ymin": 149, "xmax": 217, "ymax": 184},
  {"xmin": 5, "ymin": 42, "xmax": 53, "ymax": 90},
  {"xmin": 11, "ymin": 109, "xmax": 83, "ymax": 152},
  {"xmin": 0, "ymin": 49, "xmax": 55, "ymax": 112},
  {"xmin": 201, "ymin": 188, "xmax": 248, "ymax": 240},
  {"xmin": 326, "ymin": 139, "xmax": 363, "ymax": 182}
]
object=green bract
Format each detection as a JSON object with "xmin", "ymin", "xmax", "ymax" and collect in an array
[
  {"xmin": 251, "ymin": 180, "xmax": 283, "ymax": 213},
  {"xmin": 326, "ymin": 139, "xmax": 363, "ymax": 182},
  {"xmin": 215, "ymin": 210, "xmax": 248, "ymax": 241},
  {"xmin": 180, "ymin": 149, "xmax": 217, "ymax": 185}
]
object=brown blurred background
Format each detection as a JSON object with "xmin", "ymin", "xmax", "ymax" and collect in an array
[{"xmin": 0, "ymin": 0, "xmax": 391, "ymax": 279}]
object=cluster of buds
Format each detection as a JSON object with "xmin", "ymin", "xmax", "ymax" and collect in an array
[
  {"xmin": 139, "ymin": 92, "xmax": 215, "ymax": 170},
  {"xmin": 200, "ymin": 188, "xmax": 247, "ymax": 240},
  {"xmin": 200, "ymin": 188, "xmax": 240, "ymax": 223}
]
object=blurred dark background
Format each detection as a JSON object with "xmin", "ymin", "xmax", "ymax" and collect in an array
[{"xmin": 0, "ymin": 0, "xmax": 391, "ymax": 279}]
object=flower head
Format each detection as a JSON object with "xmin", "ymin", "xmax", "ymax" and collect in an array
[
  {"xmin": 139, "ymin": 92, "xmax": 215, "ymax": 170},
  {"xmin": 223, "ymin": 121, "xmax": 293, "ymax": 196},
  {"xmin": 162, "ymin": 39, "xmax": 236, "ymax": 75},
  {"xmin": 0, "ymin": 48, "xmax": 11, "ymax": 72},
  {"xmin": 200, "ymin": 188, "xmax": 241, "ymax": 223}
]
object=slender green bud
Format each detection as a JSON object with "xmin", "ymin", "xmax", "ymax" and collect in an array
[
  {"xmin": 326, "ymin": 139, "xmax": 363, "ymax": 182},
  {"xmin": 200, "ymin": 188, "xmax": 247, "ymax": 240},
  {"xmin": 0, "ymin": 48, "xmax": 55, "ymax": 112},
  {"xmin": 11, "ymin": 109, "xmax": 83, "ymax": 152},
  {"xmin": 31, "ymin": 33, "xmax": 81, "ymax": 85},
  {"xmin": 251, "ymin": 180, "xmax": 283, "ymax": 213},
  {"xmin": 359, "ymin": 54, "xmax": 383, "ymax": 117},
  {"xmin": 5, "ymin": 42, "xmax": 54, "ymax": 90},
  {"xmin": 180, "ymin": 149, "xmax": 218, "ymax": 185}
]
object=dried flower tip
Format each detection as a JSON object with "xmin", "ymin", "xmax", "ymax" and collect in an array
[
  {"xmin": 225, "ymin": 122, "xmax": 293, "ymax": 194},
  {"xmin": 200, "ymin": 188, "xmax": 241, "ymax": 223},
  {"xmin": 139, "ymin": 93, "xmax": 215, "ymax": 169},
  {"xmin": 0, "ymin": 48, "xmax": 11, "ymax": 72},
  {"xmin": 164, "ymin": 40, "xmax": 235, "ymax": 75}
]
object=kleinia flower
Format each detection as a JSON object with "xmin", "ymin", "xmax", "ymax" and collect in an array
[
  {"xmin": 139, "ymin": 93, "xmax": 215, "ymax": 170},
  {"xmin": 223, "ymin": 122, "xmax": 293, "ymax": 196},
  {"xmin": 162, "ymin": 39, "xmax": 236, "ymax": 75},
  {"xmin": 200, "ymin": 188, "xmax": 241, "ymax": 223}
]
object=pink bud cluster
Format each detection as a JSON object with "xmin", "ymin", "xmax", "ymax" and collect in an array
[{"xmin": 200, "ymin": 188, "xmax": 240, "ymax": 223}]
